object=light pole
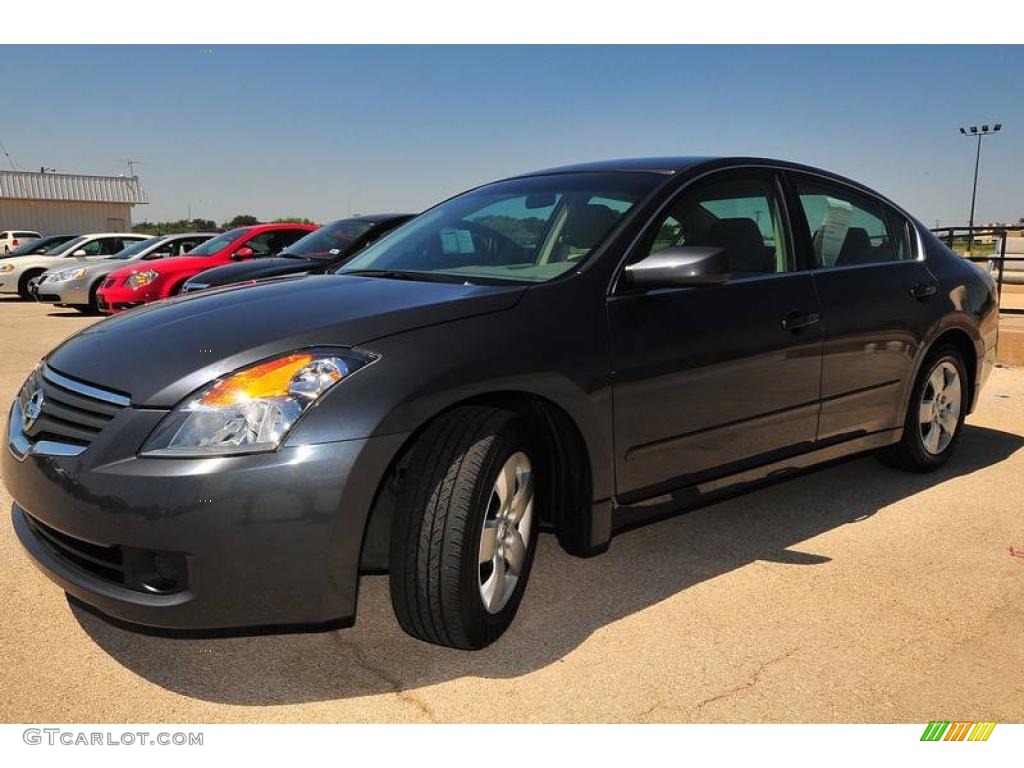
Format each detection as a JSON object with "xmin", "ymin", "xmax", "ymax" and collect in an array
[{"xmin": 959, "ymin": 123, "xmax": 1002, "ymax": 251}]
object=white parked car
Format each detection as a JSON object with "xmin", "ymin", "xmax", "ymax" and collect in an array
[
  {"xmin": 0, "ymin": 230, "xmax": 41, "ymax": 254},
  {"xmin": 0, "ymin": 232, "xmax": 151, "ymax": 298}
]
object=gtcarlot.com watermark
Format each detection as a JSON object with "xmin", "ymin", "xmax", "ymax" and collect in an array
[{"xmin": 23, "ymin": 728, "xmax": 203, "ymax": 747}]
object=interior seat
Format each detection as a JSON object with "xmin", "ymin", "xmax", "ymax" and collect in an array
[
  {"xmin": 704, "ymin": 217, "xmax": 773, "ymax": 274},
  {"xmin": 551, "ymin": 204, "xmax": 620, "ymax": 262},
  {"xmin": 835, "ymin": 227, "xmax": 873, "ymax": 265}
]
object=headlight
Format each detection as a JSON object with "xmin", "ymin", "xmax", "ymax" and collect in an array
[
  {"xmin": 125, "ymin": 270, "xmax": 158, "ymax": 289},
  {"xmin": 52, "ymin": 268, "xmax": 87, "ymax": 282},
  {"xmin": 0, "ymin": 263, "xmax": 13, "ymax": 273},
  {"xmin": 140, "ymin": 349, "xmax": 374, "ymax": 457}
]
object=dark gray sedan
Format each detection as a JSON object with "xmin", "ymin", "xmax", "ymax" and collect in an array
[{"xmin": 5, "ymin": 157, "xmax": 998, "ymax": 649}]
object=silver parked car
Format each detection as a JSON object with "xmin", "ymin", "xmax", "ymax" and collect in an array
[{"xmin": 34, "ymin": 233, "xmax": 217, "ymax": 312}]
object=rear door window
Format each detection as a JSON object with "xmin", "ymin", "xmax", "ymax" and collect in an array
[{"xmin": 792, "ymin": 176, "xmax": 913, "ymax": 268}]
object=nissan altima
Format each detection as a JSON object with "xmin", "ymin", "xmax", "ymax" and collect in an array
[{"xmin": 5, "ymin": 157, "xmax": 998, "ymax": 649}]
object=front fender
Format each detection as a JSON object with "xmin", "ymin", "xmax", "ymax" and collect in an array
[{"xmin": 284, "ymin": 289, "xmax": 614, "ymax": 503}]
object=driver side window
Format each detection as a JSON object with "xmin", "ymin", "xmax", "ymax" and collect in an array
[
  {"xmin": 637, "ymin": 174, "xmax": 789, "ymax": 276},
  {"xmin": 78, "ymin": 239, "xmax": 105, "ymax": 256},
  {"xmin": 245, "ymin": 229, "xmax": 305, "ymax": 257}
]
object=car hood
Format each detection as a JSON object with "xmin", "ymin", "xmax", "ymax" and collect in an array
[
  {"xmin": 1, "ymin": 254, "xmax": 68, "ymax": 272},
  {"xmin": 107, "ymin": 254, "xmax": 223, "ymax": 279},
  {"xmin": 46, "ymin": 274, "xmax": 526, "ymax": 407},
  {"xmin": 188, "ymin": 257, "xmax": 316, "ymax": 287}
]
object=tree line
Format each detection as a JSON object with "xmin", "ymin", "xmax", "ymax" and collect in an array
[{"xmin": 132, "ymin": 214, "xmax": 317, "ymax": 235}]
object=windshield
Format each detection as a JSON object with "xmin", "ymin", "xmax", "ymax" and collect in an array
[
  {"xmin": 109, "ymin": 238, "xmax": 158, "ymax": 260},
  {"xmin": 185, "ymin": 228, "xmax": 245, "ymax": 256},
  {"xmin": 283, "ymin": 219, "xmax": 377, "ymax": 260},
  {"xmin": 4, "ymin": 235, "xmax": 77, "ymax": 257},
  {"xmin": 337, "ymin": 173, "xmax": 658, "ymax": 283}
]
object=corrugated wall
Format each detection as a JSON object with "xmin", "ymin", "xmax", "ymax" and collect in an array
[
  {"xmin": 0, "ymin": 201, "xmax": 135, "ymax": 235},
  {"xmin": 0, "ymin": 171, "xmax": 148, "ymax": 204}
]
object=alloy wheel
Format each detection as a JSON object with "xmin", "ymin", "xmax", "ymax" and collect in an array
[
  {"xmin": 478, "ymin": 451, "xmax": 534, "ymax": 614},
  {"xmin": 918, "ymin": 360, "xmax": 962, "ymax": 455}
]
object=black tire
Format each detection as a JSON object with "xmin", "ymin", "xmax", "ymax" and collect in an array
[
  {"xmin": 84, "ymin": 279, "xmax": 103, "ymax": 313},
  {"xmin": 389, "ymin": 406, "xmax": 539, "ymax": 649},
  {"xmin": 876, "ymin": 344, "xmax": 968, "ymax": 472},
  {"xmin": 18, "ymin": 269, "xmax": 44, "ymax": 299}
]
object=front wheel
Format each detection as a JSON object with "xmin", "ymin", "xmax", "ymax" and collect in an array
[
  {"xmin": 877, "ymin": 344, "xmax": 968, "ymax": 472},
  {"xmin": 17, "ymin": 269, "xmax": 44, "ymax": 299},
  {"xmin": 389, "ymin": 406, "xmax": 539, "ymax": 649}
]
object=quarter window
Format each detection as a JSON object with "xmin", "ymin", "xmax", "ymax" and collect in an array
[
  {"xmin": 792, "ymin": 177, "xmax": 912, "ymax": 267},
  {"xmin": 636, "ymin": 174, "xmax": 789, "ymax": 276}
]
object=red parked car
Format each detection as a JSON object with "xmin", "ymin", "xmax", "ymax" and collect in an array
[{"xmin": 96, "ymin": 223, "xmax": 317, "ymax": 313}]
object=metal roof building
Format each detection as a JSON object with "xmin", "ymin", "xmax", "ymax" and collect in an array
[{"xmin": 0, "ymin": 170, "xmax": 149, "ymax": 235}]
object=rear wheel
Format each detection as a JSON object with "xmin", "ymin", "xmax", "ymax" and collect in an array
[
  {"xmin": 389, "ymin": 406, "xmax": 539, "ymax": 649},
  {"xmin": 877, "ymin": 344, "xmax": 968, "ymax": 472}
]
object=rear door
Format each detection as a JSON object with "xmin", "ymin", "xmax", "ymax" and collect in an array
[
  {"xmin": 608, "ymin": 169, "xmax": 824, "ymax": 500},
  {"xmin": 785, "ymin": 172, "xmax": 938, "ymax": 441}
]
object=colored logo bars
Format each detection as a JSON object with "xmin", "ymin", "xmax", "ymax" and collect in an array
[{"xmin": 920, "ymin": 721, "xmax": 996, "ymax": 741}]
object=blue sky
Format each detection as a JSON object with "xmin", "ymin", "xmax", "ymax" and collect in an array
[{"xmin": 3, "ymin": 45, "xmax": 1021, "ymax": 226}]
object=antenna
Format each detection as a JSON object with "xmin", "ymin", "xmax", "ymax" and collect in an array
[
  {"xmin": 123, "ymin": 159, "xmax": 143, "ymax": 177},
  {"xmin": 0, "ymin": 138, "xmax": 17, "ymax": 171}
]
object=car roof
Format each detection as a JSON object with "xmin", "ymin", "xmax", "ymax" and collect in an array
[
  {"xmin": 77, "ymin": 232, "xmax": 154, "ymax": 238},
  {"xmin": 155, "ymin": 232, "xmax": 220, "ymax": 239},
  {"xmin": 249, "ymin": 222, "xmax": 318, "ymax": 229},
  {"xmin": 514, "ymin": 156, "xmax": 718, "ymax": 177},
  {"xmin": 510, "ymin": 155, "xmax": 865, "ymax": 180},
  {"xmin": 352, "ymin": 213, "xmax": 415, "ymax": 223},
  {"xmin": 506, "ymin": 156, "xmax": 902, "ymax": 210}
]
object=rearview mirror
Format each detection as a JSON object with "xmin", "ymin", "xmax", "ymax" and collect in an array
[
  {"xmin": 231, "ymin": 247, "xmax": 255, "ymax": 261},
  {"xmin": 72, "ymin": 249, "xmax": 88, "ymax": 257},
  {"xmin": 624, "ymin": 246, "xmax": 730, "ymax": 289}
]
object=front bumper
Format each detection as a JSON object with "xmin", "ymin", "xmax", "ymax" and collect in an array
[
  {"xmin": 34, "ymin": 278, "xmax": 89, "ymax": 305},
  {"xmin": 96, "ymin": 283, "xmax": 153, "ymax": 314},
  {"xmin": 5, "ymin": 406, "xmax": 407, "ymax": 631}
]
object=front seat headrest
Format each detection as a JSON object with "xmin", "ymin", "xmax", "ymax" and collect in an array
[
  {"xmin": 562, "ymin": 204, "xmax": 620, "ymax": 252},
  {"xmin": 706, "ymin": 218, "xmax": 771, "ymax": 273}
]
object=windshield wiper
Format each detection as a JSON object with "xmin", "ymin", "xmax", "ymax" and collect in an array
[{"xmin": 341, "ymin": 269, "xmax": 473, "ymax": 284}]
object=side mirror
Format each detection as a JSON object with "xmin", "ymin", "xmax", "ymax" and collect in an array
[
  {"xmin": 72, "ymin": 249, "xmax": 88, "ymax": 257},
  {"xmin": 624, "ymin": 246, "xmax": 730, "ymax": 289},
  {"xmin": 231, "ymin": 247, "xmax": 255, "ymax": 261}
]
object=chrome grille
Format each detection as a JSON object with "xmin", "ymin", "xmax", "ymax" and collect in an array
[{"xmin": 12, "ymin": 365, "xmax": 129, "ymax": 455}]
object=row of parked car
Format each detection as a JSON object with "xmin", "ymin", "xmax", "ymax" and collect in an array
[{"xmin": 0, "ymin": 215, "xmax": 414, "ymax": 313}]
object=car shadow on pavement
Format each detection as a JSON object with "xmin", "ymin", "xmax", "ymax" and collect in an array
[{"xmin": 70, "ymin": 424, "xmax": 1023, "ymax": 706}]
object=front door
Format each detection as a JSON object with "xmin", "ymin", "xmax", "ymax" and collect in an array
[{"xmin": 609, "ymin": 170, "xmax": 823, "ymax": 500}]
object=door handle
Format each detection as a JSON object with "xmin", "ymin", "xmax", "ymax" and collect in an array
[
  {"xmin": 781, "ymin": 310, "xmax": 820, "ymax": 331},
  {"xmin": 910, "ymin": 282, "xmax": 938, "ymax": 300}
]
